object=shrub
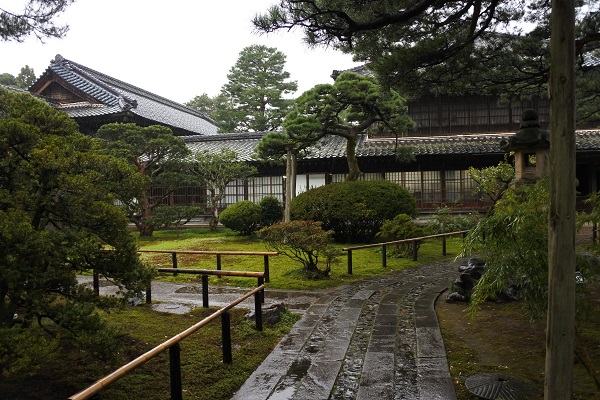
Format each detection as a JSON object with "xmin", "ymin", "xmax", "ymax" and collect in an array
[
  {"xmin": 218, "ymin": 201, "xmax": 261, "ymax": 235},
  {"xmin": 290, "ymin": 180, "xmax": 417, "ymax": 243},
  {"xmin": 258, "ymin": 220, "xmax": 337, "ymax": 279},
  {"xmin": 425, "ymin": 206, "xmax": 478, "ymax": 235},
  {"xmin": 259, "ymin": 196, "xmax": 283, "ymax": 227},
  {"xmin": 378, "ymin": 214, "xmax": 425, "ymax": 257}
]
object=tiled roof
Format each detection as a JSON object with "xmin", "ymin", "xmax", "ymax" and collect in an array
[
  {"xmin": 582, "ymin": 54, "xmax": 600, "ymax": 70},
  {"xmin": 35, "ymin": 55, "xmax": 218, "ymax": 136},
  {"xmin": 182, "ymin": 130, "xmax": 600, "ymax": 161}
]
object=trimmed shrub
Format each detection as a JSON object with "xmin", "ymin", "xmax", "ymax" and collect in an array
[
  {"xmin": 378, "ymin": 214, "xmax": 425, "ymax": 257},
  {"xmin": 258, "ymin": 220, "xmax": 337, "ymax": 278},
  {"xmin": 218, "ymin": 201, "xmax": 261, "ymax": 235},
  {"xmin": 290, "ymin": 180, "xmax": 417, "ymax": 243},
  {"xmin": 259, "ymin": 196, "xmax": 283, "ymax": 227}
]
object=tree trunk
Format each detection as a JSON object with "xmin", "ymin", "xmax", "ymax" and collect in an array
[
  {"xmin": 284, "ymin": 149, "xmax": 293, "ymax": 222},
  {"xmin": 545, "ymin": 0, "xmax": 576, "ymax": 398},
  {"xmin": 345, "ymin": 132, "xmax": 361, "ymax": 181},
  {"xmin": 137, "ymin": 194, "xmax": 154, "ymax": 237}
]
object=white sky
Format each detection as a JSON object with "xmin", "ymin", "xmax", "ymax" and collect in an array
[{"xmin": 1, "ymin": 0, "xmax": 361, "ymax": 103}]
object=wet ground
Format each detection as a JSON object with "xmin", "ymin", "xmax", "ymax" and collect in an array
[{"xmin": 80, "ymin": 259, "xmax": 459, "ymax": 400}]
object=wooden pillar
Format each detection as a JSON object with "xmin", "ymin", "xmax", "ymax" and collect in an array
[{"xmin": 545, "ymin": 0, "xmax": 576, "ymax": 398}]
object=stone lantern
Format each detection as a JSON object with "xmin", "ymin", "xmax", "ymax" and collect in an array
[{"xmin": 500, "ymin": 109, "xmax": 550, "ymax": 181}]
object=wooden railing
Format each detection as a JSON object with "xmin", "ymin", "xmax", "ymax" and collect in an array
[
  {"xmin": 138, "ymin": 249, "xmax": 278, "ymax": 282},
  {"xmin": 69, "ymin": 281, "xmax": 266, "ymax": 400},
  {"xmin": 342, "ymin": 230, "xmax": 469, "ymax": 274}
]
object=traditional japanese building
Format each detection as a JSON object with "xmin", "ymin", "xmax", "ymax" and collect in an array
[
  {"xmin": 28, "ymin": 55, "xmax": 218, "ymax": 136},
  {"xmin": 26, "ymin": 55, "xmax": 600, "ymax": 214}
]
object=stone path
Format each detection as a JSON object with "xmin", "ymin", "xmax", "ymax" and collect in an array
[
  {"xmin": 80, "ymin": 260, "xmax": 459, "ymax": 400},
  {"xmin": 231, "ymin": 261, "xmax": 458, "ymax": 400}
]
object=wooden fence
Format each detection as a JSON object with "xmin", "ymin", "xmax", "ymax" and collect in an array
[
  {"xmin": 342, "ymin": 230, "xmax": 469, "ymax": 274},
  {"xmin": 70, "ymin": 277, "xmax": 265, "ymax": 400}
]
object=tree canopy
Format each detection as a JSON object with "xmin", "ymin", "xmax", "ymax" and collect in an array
[
  {"xmin": 0, "ymin": 65, "xmax": 37, "ymax": 89},
  {"xmin": 0, "ymin": 0, "xmax": 74, "ymax": 42},
  {"xmin": 254, "ymin": 1, "xmax": 600, "ymax": 109},
  {"xmin": 189, "ymin": 148, "xmax": 257, "ymax": 231},
  {"xmin": 215, "ymin": 44, "xmax": 298, "ymax": 133},
  {"xmin": 96, "ymin": 123, "xmax": 193, "ymax": 237},
  {"xmin": 286, "ymin": 71, "xmax": 413, "ymax": 180},
  {"xmin": 0, "ymin": 88, "xmax": 153, "ymax": 372}
]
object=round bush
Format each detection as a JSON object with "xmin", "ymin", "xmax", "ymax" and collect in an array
[
  {"xmin": 290, "ymin": 180, "xmax": 417, "ymax": 243},
  {"xmin": 259, "ymin": 196, "xmax": 283, "ymax": 227},
  {"xmin": 219, "ymin": 201, "xmax": 261, "ymax": 235}
]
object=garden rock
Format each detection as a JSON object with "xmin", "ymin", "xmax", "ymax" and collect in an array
[{"xmin": 246, "ymin": 302, "xmax": 287, "ymax": 325}]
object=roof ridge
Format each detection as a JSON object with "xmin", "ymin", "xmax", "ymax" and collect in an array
[{"xmin": 57, "ymin": 56, "xmax": 216, "ymax": 124}]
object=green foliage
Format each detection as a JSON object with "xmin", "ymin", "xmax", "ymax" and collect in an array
[
  {"xmin": 0, "ymin": 72, "xmax": 18, "ymax": 86},
  {"xmin": 463, "ymin": 179, "xmax": 551, "ymax": 318},
  {"xmin": 148, "ymin": 205, "xmax": 204, "ymax": 234},
  {"xmin": 287, "ymin": 71, "xmax": 414, "ymax": 181},
  {"xmin": 0, "ymin": 328, "xmax": 59, "ymax": 376},
  {"xmin": 185, "ymin": 92, "xmax": 217, "ymax": 118},
  {"xmin": 190, "ymin": 148, "xmax": 258, "ymax": 231},
  {"xmin": 258, "ymin": 220, "xmax": 337, "ymax": 278},
  {"xmin": 291, "ymin": 180, "xmax": 417, "ymax": 243},
  {"xmin": 378, "ymin": 214, "xmax": 425, "ymax": 257},
  {"xmin": 259, "ymin": 196, "xmax": 283, "ymax": 227},
  {"xmin": 0, "ymin": 88, "xmax": 153, "ymax": 373},
  {"xmin": 16, "ymin": 65, "xmax": 36, "ymax": 88},
  {"xmin": 425, "ymin": 206, "xmax": 478, "ymax": 235},
  {"xmin": 0, "ymin": 0, "xmax": 74, "ymax": 42},
  {"xmin": 468, "ymin": 161, "xmax": 515, "ymax": 209},
  {"xmin": 219, "ymin": 201, "xmax": 261, "ymax": 235},
  {"xmin": 96, "ymin": 122, "xmax": 193, "ymax": 237},
  {"xmin": 217, "ymin": 44, "xmax": 297, "ymax": 133},
  {"xmin": 0, "ymin": 66, "xmax": 35, "ymax": 89},
  {"xmin": 253, "ymin": 1, "xmax": 598, "ymax": 106}
]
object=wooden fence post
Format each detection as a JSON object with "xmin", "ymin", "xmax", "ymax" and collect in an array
[
  {"xmin": 169, "ymin": 343, "xmax": 183, "ymax": 400},
  {"xmin": 412, "ymin": 240, "xmax": 418, "ymax": 261},
  {"xmin": 382, "ymin": 245, "xmax": 387, "ymax": 269},
  {"xmin": 442, "ymin": 236, "xmax": 447, "ymax": 256},
  {"xmin": 264, "ymin": 255, "xmax": 270, "ymax": 283},
  {"xmin": 221, "ymin": 312, "xmax": 232, "ymax": 364},
  {"xmin": 172, "ymin": 252, "xmax": 178, "ymax": 276},
  {"xmin": 254, "ymin": 290, "xmax": 263, "ymax": 332},
  {"xmin": 347, "ymin": 250, "xmax": 353, "ymax": 275},
  {"xmin": 93, "ymin": 270, "xmax": 99, "ymax": 296},
  {"xmin": 202, "ymin": 274, "xmax": 209, "ymax": 308}
]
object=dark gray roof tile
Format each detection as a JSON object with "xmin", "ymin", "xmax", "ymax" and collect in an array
[{"xmin": 45, "ymin": 55, "xmax": 218, "ymax": 136}]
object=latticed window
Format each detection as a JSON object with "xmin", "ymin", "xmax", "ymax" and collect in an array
[
  {"xmin": 444, "ymin": 170, "xmax": 479, "ymax": 204},
  {"xmin": 248, "ymin": 176, "xmax": 284, "ymax": 203}
]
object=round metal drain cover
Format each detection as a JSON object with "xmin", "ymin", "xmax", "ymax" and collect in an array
[{"xmin": 465, "ymin": 373, "xmax": 530, "ymax": 400}]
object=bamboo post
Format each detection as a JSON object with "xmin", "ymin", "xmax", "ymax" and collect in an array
[{"xmin": 382, "ymin": 244, "xmax": 387, "ymax": 268}]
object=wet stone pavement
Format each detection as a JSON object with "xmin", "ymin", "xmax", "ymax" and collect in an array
[
  {"xmin": 231, "ymin": 261, "xmax": 459, "ymax": 400},
  {"xmin": 79, "ymin": 260, "xmax": 459, "ymax": 400}
]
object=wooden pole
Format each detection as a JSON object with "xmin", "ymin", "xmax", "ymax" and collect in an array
[{"xmin": 545, "ymin": 0, "xmax": 576, "ymax": 398}]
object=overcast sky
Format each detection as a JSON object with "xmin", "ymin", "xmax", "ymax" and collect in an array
[{"xmin": 1, "ymin": 0, "xmax": 361, "ymax": 104}]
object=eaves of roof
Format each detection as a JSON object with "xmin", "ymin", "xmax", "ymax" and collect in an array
[
  {"xmin": 38, "ymin": 55, "xmax": 218, "ymax": 136},
  {"xmin": 182, "ymin": 130, "xmax": 600, "ymax": 161}
]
